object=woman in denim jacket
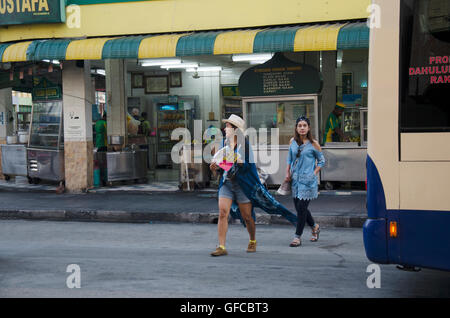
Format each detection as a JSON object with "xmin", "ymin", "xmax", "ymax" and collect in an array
[{"xmin": 285, "ymin": 116, "xmax": 325, "ymax": 247}]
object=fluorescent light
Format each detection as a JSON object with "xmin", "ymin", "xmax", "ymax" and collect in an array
[
  {"xmin": 42, "ymin": 59, "xmax": 60, "ymax": 65},
  {"xmin": 232, "ymin": 53, "xmax": 273, "ymax": 62},
  {"xmin": 140, "ymin": 58, "xmax": 181, "ymax": 67},
  {"xmin": 249, "ymin": 60, "xmax": 266, "ymax": 65},
  {"xmin": 186, "ymin": 66, "xmax": 222, "ymax": 72},
  {"xmin": 91, "ymin": 69, "xmax": 105, "ymax": 76},
  {"xmin": 161, "ymin": 63, "xmax": 198, "ymax": 69}
]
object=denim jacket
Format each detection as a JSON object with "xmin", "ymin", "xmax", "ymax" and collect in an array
[{"xmin": 287, "ymin": 140, "xmax": 326, "ymax": 200}]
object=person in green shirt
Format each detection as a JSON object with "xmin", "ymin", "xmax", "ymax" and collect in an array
[
  {"xmin": 95, "ymin": 113, "xmax": 107, "ymax": 151},
  {"xmin": 322, "ymin": 102, "xmax": 346, "ymax": 145}
]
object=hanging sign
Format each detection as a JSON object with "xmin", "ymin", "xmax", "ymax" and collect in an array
[
  {"xmin": 238, "ymin": 53, "xmax": 322, "ymax": 97},
  {"xmin": 32, "ymin": 77, "xmax": 62, "ymax": 101},
  {"xmin": 0, "ymin": 0, "xmax": 66, "ymax": 26}
]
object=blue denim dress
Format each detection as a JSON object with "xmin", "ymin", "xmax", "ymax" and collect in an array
[{"xmin": 287, "ymin": 141, "xmax": 326, "ymax": 200}]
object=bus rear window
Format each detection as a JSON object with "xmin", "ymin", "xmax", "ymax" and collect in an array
[{"xmin": 400, "ymin": 0, "xmax": 450, "ymax": 132}]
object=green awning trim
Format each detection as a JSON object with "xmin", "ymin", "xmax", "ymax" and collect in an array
[
  {"xmin": 27, "ymin": 39, "xmax": 72, "ymax": 61},
  {"xmin": 337, "ymin": 22, "xmax": 370, "ymax": 49},
  {"xmin": 253, "ymin": 27, "xmax": 298, "ymax": 53},
  {"xmin": 176, "ymin": 31, "xmax": 222, "ymax": 56},
  {"xmin": 102, "ymin": 36, "xmax": 146, "ymax": 59}
]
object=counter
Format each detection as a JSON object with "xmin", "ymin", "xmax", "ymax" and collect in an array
[
  {"xmin": 321, "ymin": 142, "xmax": 367, "ymax": 183},
  {"xmin": 253, "ymin": 142, "xmax": 367, "ymax": 187},
  {"xmin": 96, "ymin": 149, "xmax": 148, "ymax": 182},
  {"xmin": 27, "ymin": 148, "xmax": 65, "ymax": 181},
  {"xmin": 1, "ymin": 144, "xmax": 28, "ymax": 178}
]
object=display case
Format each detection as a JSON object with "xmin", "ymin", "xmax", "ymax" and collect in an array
[
  {"xmin": 341, "ymin": 107, "xmax": 362, "ymax": 144},
  {"xmin": 29, "ymin": 101, "xmax": 64, "ymax": 150},
  {"xmin": 16, "ymin": 105, "xmax": 32, "ymax": 132},
  {"xmin": 245, "ymin": 96, "xmax": 319, "ymax": 145},
  {"xmin": 242, "ymin": 95, "xmax": 320, "ymax": 185},
  {"xmin": 27, "ymin": 100, "xmax": 65, "ymax": 182},
  {"xmin": 156, "ymin": 103, "xmax": 193, "ymax": 166},
  {"xmin": 222, "ymin": 97, "xmax": 242, "ymax": 119},
  {"xmin": 321, "ymin": 107, "xmax": 368, "ymax": 185}
]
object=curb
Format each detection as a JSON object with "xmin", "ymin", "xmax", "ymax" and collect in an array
[{"xmin": 0, "ymin": 209, "xmax": 367, "ymax": 228}]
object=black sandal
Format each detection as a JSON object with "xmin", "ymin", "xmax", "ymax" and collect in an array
[{"xmin": 311, "ymin": 224, "xmax": 320, "ymax": 242}]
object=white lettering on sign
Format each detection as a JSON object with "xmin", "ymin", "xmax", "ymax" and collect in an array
[{"xmin": 0, "ymin": 0, "xmax": 50, "ymax": 14}]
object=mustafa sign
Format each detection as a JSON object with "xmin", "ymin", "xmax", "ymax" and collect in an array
[{"xmin": 0, "ymin": 0, "xmax": 66, "ymax": 26}]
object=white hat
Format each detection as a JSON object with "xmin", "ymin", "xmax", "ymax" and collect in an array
[{"xmin": 222, "ymin": 114, "xmax": 245, "ymax": 131}]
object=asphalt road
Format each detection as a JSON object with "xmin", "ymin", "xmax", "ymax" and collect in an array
[{"xmin": 0, "ymin": 220, "xmax": 449, "ymax": 298}]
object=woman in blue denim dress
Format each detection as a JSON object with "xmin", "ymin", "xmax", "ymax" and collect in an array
[{"xmin": 285, "ymin": 116, "xmax": 326, "ymax": 247}]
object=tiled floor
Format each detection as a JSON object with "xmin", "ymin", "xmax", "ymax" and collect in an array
[
  {"xmin": 0, "ymin": 169, "xmax": 217, "ymax": 193},
  {"xmin": 0, "ymin": 177, "xmax": 58, "ymax": 191}
]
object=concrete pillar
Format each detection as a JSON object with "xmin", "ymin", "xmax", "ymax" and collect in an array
[
  {"xmin": 62, "ymin": 61, "xmax": 94, "ymax": 192},
  {"xmin": 105, "ymin": 59, "xmax": 127, "ymax": 145},
  {"xmin": 0, "ymin": 88, "xmax": 14, "ymax": 179},
  {"xmin": 321, "ymin": 51, "xmax": 337, "ymax": 144}
]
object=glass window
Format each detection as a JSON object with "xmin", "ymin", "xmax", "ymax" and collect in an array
[
  {"xmin": 342, "ymin": 108, "xmax": 361, "ymax": 143},
  {"xmin": 362, "ymin": 109, "xmax": 368, "ymax": 144},
  {"xmin": 29, "ymin": 101, "xmax": 63, "ymax": 149},
  {"xmin": 400, "ymin": 0, "xmax": 450, "ymax": 132},
  {"xmin": 247, "ymin": 100, "xmax": 316, "ymax": 145}
]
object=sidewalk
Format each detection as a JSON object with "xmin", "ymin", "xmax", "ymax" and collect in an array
[{"xmin": 0, "ymin": 180, "xmax": 367, "ymax": 228}]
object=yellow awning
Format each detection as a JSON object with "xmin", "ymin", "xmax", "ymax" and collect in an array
[
  {"xmin": 2, "ymin": 41, "xmax": 33, "ymax": 62},
  {"xmin": 0, "ymin": 22, "xmax": 369, "ymax": 62},
  {"xmin": 65, "ymin": 38, "xmax": 114, "ymax": 60}
]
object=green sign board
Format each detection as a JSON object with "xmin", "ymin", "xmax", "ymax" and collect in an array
[
  {"xmin": 0, "ymin": 0, "xmax": 66, "ymax": 26},
  {"xmin": 32, "ymin": 77, "xmax": 62, "ymax": 101},
  {"xmin": 221, "ymin": 85, "xmax": 240, "ymax": 97},
  {"xmin": 238, "ymin": 53, "xmax": 322, "ymax": 97}
]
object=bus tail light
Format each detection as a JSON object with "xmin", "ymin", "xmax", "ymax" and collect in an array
[{"xmin": 389, "ymin": 221, "xmax": 398, "ymax": 238}]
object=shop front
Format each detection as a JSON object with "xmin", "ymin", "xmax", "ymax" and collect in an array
[
  {"xmin": 235, "ymin": 50, "xmax": 368, "ymax": 188},
  {"xmin": 0, "ymin": 0, "xmax": 371, "ymax": 192}
]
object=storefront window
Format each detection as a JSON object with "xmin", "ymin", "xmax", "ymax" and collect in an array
[
  {"xmin": 400, "ymin": 0, "xmax": 450, "ymax": 132},
  {"xmin": 247, "ymin": 100, "xmax": 316, "ymax": 145},
  {"xmin": 29, "ymin": 101, "xmax": 63, "ymax": 149}
]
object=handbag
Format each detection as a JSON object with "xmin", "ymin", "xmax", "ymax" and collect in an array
[
  {"xmin": 278, "ymin": 145, "xmax": 300, "ymax": 195},
  {"xmin": 277, "ymin": 179, "xmax": 291, "ymax": 195}
]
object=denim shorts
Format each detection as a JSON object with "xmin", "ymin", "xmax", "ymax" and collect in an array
[{"xmin": 218, "ymin": 179, "xmax": 251, "ymax": 204}]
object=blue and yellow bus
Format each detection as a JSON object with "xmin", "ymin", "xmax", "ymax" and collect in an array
[{"xmin": 363, "ymin": 0, "xmax": 450, "ymax": 271}]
